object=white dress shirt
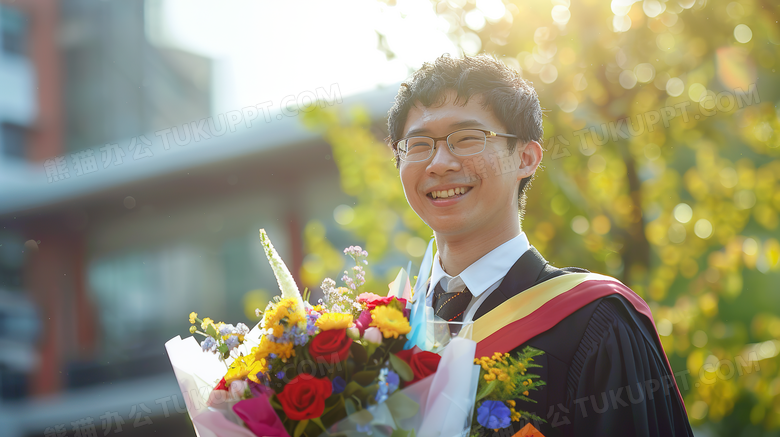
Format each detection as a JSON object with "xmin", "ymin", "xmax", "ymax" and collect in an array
[{"xmin": 425, "ymin": 232, "xmax": 530, "ymax": 323}]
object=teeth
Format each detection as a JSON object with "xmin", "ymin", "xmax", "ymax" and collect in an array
[{"xmin": 429, "ymin": 187, "xmax": 470, "ymax": 199}]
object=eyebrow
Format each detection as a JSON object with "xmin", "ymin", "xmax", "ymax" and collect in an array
[{"xmin": 405, "ymin": 119, "xmax": 488, "ymax": 137}]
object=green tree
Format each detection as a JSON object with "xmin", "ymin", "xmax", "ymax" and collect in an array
[{"xmin": 303, "ymin": 0, "xmax": 780, "ymax": 433}]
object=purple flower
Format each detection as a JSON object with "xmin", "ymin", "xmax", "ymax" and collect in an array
[
  {"xmin": 201, "ymin": 337, "xmax": 217, "ymax": 353},
  {"xmin": 225, "ymin": 336, "xmax": 240, "ymax": 350},
  {"xmin": 248, "ymin": 380, "xmax": 271, "ymax": 398},
  {"xmin": 477, "ymin": 400, "xmax": 512, "ymax": 430}
]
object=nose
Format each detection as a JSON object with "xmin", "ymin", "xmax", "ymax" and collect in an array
[{"xmin": 426, "ymin": 139, "xmax": 461, "ymax": 175}]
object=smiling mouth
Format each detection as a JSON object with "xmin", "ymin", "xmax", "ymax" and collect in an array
[{"xmin": 426, "ymin": 186, "xmax": 472, "ymax": 199}]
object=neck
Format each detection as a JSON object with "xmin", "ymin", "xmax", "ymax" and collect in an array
[{"xmin": 434, "ymin": 220, "xmax": 522, "ymax": 276}]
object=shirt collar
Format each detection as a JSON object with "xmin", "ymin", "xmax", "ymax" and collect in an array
[{"xmin": 427, "ymin": 232, "xmax": 530, "ymax": 298}]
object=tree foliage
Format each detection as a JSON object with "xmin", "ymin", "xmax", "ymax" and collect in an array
[{"xmin": 302, "ymin": 0, "xmax": 780, "ymax": 433}]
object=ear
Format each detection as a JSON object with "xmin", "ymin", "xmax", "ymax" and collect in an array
[{"xmin": 515, "ymin": 140, "xmax": 543, "ymax": 181}]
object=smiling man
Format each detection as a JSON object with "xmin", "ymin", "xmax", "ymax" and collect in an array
[{"xmin": 385, "ymin": 55, "xmax": 693, "ymax": 436}]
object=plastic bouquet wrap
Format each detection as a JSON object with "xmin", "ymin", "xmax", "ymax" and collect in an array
[{"xmin": 165, "ymin": 230, "xmax": 545, "ymax": 437}]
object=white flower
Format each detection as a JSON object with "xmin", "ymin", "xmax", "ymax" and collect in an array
[{"xmin": 259, "ymin": 229, "xmax": 304, "ymax": 309}]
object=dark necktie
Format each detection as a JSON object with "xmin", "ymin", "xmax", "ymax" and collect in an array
[{"xmin": 433, "ymin": 280, "xmax": 473, "ymax": 323}]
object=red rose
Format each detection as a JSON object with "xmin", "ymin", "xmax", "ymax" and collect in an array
[
  {"xmin": 396, "ymin": 347, "xmax": 441, "ymax": 384},
  {"xmin": 276, "ymin": 375, "xmax": 332, "ymax": 421},
  {"xmin": 309, "ymin": 329, "xmax": 352, "ymax": 364}
]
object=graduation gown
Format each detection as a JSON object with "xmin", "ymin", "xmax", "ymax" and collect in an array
[{"xmin": 465, "ymin": 247, "xmax": 694, "ymax": 437}]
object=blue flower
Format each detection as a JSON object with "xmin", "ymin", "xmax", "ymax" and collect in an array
[
  {"xmin": 374, "ymin": 368, "xmax": 399, "ymax": 404},
  {"xmin": 385, "ymin": 370, "xmax": 400, "ymax": 393},
  {"xmin": 477, "ymin": 400, "xmax": 512, "ymax": 430},
  {"xmin": 356, "ymin": 423, "xmax": 372, "ymax": 434},
  {"xmin": 276, "ymin": 371, "xmax": 286, "ymax": 380},
  {"xmin": 332, "ymin": 376, "xmax": 346, "ymax": 394}
]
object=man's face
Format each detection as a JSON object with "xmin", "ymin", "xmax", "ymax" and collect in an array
[{"xmin": 399, "ymin": 90, "xmax": 527, "ymax": 237}]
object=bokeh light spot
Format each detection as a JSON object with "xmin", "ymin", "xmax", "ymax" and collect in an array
[
  {"xmin": 406, "ymin": 237, "xmax": 426, "ymax": 257},
  {"xmin": 571, "ymin": 216, "xmax": 589, "ymax": 234},
  {"xmin": 694, "ymin": 219, "xmax": 713, "ymax": 238},
  {"xmin": 588, "ymin": 154, "xmax": 607, "ymax": 173},
  {"xmin": 634, "ymin": 63, "xmax": 655, "ymax": 83},
  {"xmin": 734, "ymin": 24, "xmax": 753, "ymax": 43},
  {"xmin": 619, "ymin": 70, "xmax": 638, "ymax": 89},
  {"xmin": 334, "ymin": 204, "xmax": 355, "ymax": 225},
  {"xmin": 668, "ymin": 223, "xmax": 686, "ymax": 244},
  {"xmin": 666, "ymin": 77, "xmax": 685, "ymax": 96},
  {"xmin": 673, "ymin": 203, "xmax": 693, "ymax": 223}
]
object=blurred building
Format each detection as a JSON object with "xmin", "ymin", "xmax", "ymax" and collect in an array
[{"xmin": 0, "ymin": 0, "xmax": 397, "ymax": 435}]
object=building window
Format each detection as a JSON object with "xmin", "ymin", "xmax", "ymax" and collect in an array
[
  {"xmin": 0, "ymin": 5, "xmax": 27, "ymax": 56},
  {"xmin": 1, "ymin": 122, "xmax": 27, "ymax": 160}
]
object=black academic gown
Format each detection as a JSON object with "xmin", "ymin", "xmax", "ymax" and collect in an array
[{"xmin": 470, "ymin": 247, "xmax": 694, "ymax": 437}]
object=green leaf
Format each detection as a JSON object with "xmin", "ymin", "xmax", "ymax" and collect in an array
[
  {"xmin": 350, "ymin": 342, "xmax": 368, "ymax": 367},
  {"xmin": 390, "ymin": 428, "xmax": 412, "ymax": 437},
  {"xmin": 294, "ymin": 419, "xmax": 309, "ymax": 437},
  {"xmin": 311, "ymin": 417, "xmax": 328, "ymax": 433},
  {"xmin": 346, "ymin": 408, "xmax": 373, "ymax": 425},
  {"xmin": 344, "ymin": 398, "xmax": 357, "ymax": 416},
  {"xmin": 385, "ymin": 391, "xmax": 419, "ymax": 419},
  {"xmin": 352, "ymin": 370, "xmax": 379, "ymax": 386},
  {"xmin": 389, "ymin": 353, "xmax": 414, "ymax": 382},
  {"xmin": 476, "ymin": 380, "xmax": 497, "ymax": 401},
  {"xmin": 205, "ymin": 324, "xmax": 218, "ymax": 338}
]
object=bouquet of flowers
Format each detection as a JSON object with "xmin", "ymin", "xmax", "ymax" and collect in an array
[{"xmin": 165, "ymin": 229, "xmax": 545, "ymax": 437}]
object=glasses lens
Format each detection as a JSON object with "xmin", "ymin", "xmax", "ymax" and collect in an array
[
  {"xmin": 400, "ymin": 137, "xmax": 434, "ymax": 162},
  {"xmin": 448, "ymin": 130, "xmax": 486, "ymax": 156}
]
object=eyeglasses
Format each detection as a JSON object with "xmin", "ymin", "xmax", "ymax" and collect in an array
[{"xmin": 393, "ymin": 128, "xmax": 519, "ymax": 163}]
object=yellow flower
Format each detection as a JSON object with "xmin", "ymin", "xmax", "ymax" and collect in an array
[
  {"xmin": 253, "ymin": 336, "xmax": 295, "ymax": 361},
  {"xmin": 224, "ymin": 354, "xmax": 267, "ymax": 385},
  {"xmin": 189, "ymin": 312, "xmax": 198, "ymax": 324},
  {"xmin": 315, "ymin": 313, "xmax": 354, "ymax": 331},
  {"xmin": 507, "ymin": 400, "xmax": 516, "ymax": 408},
  {"xmin": 369, "ymin": 305, "xmax": 411, "ymax": 339},
  {"xmin": 189, "ymin": 326, "xmax": 197, "ymax": 334},
  {"xmin": 523, "ymin": 390, "xmax": 530, "ymax": 396},
  {"xmin": 484, "ymin": 373, "xmax": 496, "ymax": 382},
  {"xmin": 336, "ymin": 287, "xmax": 351, "ymax": 295},
  {"xmin": 201, "ymin": 317, "xmax": 215, "ymax": 330},
  {"xmin": 262, "ymin": 298, "xmax": 305, "ymax": 338}
]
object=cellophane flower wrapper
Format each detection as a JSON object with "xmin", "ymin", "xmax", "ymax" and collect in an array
[
  {"xmin": 320, "ymin": 337, "xmax": 480, "ymax": 437},
  {"xmin": 165, "ymin": 324, "xmax": 275, "ymax": 437}
]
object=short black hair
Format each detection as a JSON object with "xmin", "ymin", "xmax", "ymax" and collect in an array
[{"xmin": 385, "ymin": 53, "xmax": 543, "ymax": 220}]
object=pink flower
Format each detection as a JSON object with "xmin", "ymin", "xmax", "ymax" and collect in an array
[
  {"xmin": 363, "ymin": 327, "xmax": 383, "ymax": 345},
  {"xmin": 233, "ymin": 396, "xmax": 290, "ymax": 437},
  {"xmin": 357, "ymin": 293, "xmax": 407, "ymax": 311},
  {"xmin": 355, "ymin": 309, "xmax": 373, "ymax": 335},
  {"xmin": 356, "ymin": 292, "xmax": 383, "ymax": 304}
]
